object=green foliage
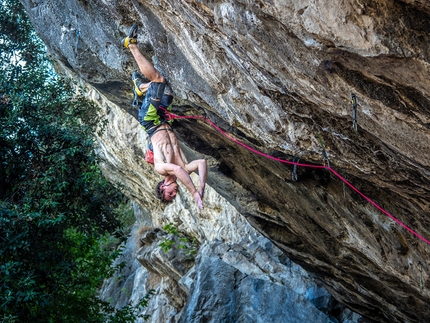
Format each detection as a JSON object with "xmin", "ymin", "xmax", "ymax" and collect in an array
[
  {"xmin": 114, "ymin": 201, "xmax": 137, "ymax": 235},
  {"xmin": 105, "ymin": 290, "xmax": 155, "ymax": 323},
  {"xmin": 159, "ymin": 238, "xmax": 176, "ymax": 253},
  {"xmin": 158, "ymin": 223, "xmax": 200, "ymax": 259},
  {"xmin": 162, "ymin": 222, "xmax": 180, "ymax": 235},
  {"xmin": 178, "ymin": 237, "xmax": 199, "ymax": 260},
  {"xmin": 0, "ymin": 0, "xmax": 145, "ymax": 322},
  {"xmin": 158, "ymin": 223, "xmax": 179, "ymax": 253}
]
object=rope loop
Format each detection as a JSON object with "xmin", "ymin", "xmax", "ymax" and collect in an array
[{"xmin": 146, "ymin": 106, "xmax": 430, "ymax": 246}]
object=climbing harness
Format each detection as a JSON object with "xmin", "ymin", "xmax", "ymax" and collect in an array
[
  {"xmin": 292, "ymin": 156, "xmax": 300, "ymax": 181},
  {"xmin": 418, "ymin": 262, "xmax": 423, "ymax": 289},
  {"xmin": 132, "ymin": 87, "xmax": 139, "ymax": 107},
  {"xmin": 157, "ymin": 107, "xmax": 430, "ymax": 246},
  {"xmin": 318, "ymin": 132, "xmax": 330, "ymax": 168},
  {"xmin": 75, "ymin": 29, "xmax": 80, "ymax": 55},
  {"xmin": 351, "ymin": 93, "xmax": 358, "ymax": 132}
]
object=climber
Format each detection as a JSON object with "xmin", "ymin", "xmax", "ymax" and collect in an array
[{"xmin": 123, "ymin": 24, "xmax": 207, "ymax": 210}]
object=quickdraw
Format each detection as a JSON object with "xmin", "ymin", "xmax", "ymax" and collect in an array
[
  {"xmin": 318, "ymin": 132, "xmax": 330, "ymax": 168},
  {"xmin": 343, "ymin": 182, "xmax": 346, "ymax": 199},
  {"xmin": 351, "ymin": 93, "xmax": 358, "ymax": 132},
  {"xmin": 75, "ymin": 29, "xmax": 80, "ymax": 54},
  {"xmin": 292, "ymin": 156, "xmax": 300, "ymax": 181},
  {"xmin": 418, "ymin": 261, "xmax": 423, "ymax": 289}
]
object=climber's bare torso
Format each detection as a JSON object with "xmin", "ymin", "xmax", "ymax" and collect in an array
[
  {"xmin": 151, "ymin": 123, "xmax": 187, "ymax": 172},
  {"xmin": 150, "ymin": 123, "xmax": 206, "ymax": 209}
]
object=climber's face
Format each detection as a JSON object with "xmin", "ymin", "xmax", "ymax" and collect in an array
[{"xmin": 162, "ymin": 176, "xmax": 179, "ymax": 201}]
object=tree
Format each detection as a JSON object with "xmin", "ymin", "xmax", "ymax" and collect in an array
[{"xmin": 0, "ymin": 0, "xmax": 150, "ymax": 322}]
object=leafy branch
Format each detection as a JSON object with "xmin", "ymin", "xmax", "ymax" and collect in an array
[{"xmin": 158, "ymin": 223, "xmax": 200, "ymax": 259}]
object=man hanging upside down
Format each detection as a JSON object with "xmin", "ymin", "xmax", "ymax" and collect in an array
[{"xmin": 123, "ymin": 24, "xmax": 207, "ymax": 210}]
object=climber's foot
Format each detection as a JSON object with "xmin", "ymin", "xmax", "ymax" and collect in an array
[
  {"xmin": 132, "ymin": 71, "xmax": 145, "ymax": 96},
  {"xmin": 122, "ymin": 23, "xmax": 138, "ymax": 48}
]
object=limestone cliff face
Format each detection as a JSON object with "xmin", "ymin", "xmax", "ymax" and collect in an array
[{"xmin": 21, "ymin": 0, "xmax": 430, "ymax": 322}]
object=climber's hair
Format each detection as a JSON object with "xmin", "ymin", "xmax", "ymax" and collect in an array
[{"xmin": 155, "ymin": 179, "xmax": 172, "ymax": 204}]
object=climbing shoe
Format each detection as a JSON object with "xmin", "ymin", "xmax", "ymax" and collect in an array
[
  {"xmin": 122, "ymin": 24, "xmax": 138, "ymax": 48},
  {"xmin": 132, "ymin": 71, "xmax": 146, "ymax": 96}
]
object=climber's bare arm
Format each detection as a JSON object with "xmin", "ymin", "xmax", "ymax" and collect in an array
[
  {"xmin": 179, "ymin": 147, "xmax": 189, "ymax": 165},
  {"xmin": 176, "ymin": 138, "xmax": 207, "ymax": 198},
  {"xmin": 185, "ymin": 159, "xmax": 207, "ymax": 199},
  {"xmin": 155, "ymin": 162, "xmax": 204, "ymax": 209}
]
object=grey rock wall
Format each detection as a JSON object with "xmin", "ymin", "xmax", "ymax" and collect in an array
[
  {"xmin": 101, "ymin": 202, "xmax": 361, "ymax": 323},
  {"xmin": 20, "ymin": 0, "xmax": 430, "ymax": 322}
]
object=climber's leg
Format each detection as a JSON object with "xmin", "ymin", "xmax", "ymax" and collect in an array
[
  {"xmin": 128, "ymin": 44, "xmax": 165, "ymax": 83},
  {"xmin": 122, "ymin": 23, "xmax": 165, "ymax": 83}
]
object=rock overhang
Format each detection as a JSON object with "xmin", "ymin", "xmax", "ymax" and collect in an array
[{"xmin": 20, "ymin": 0, "xmax": 430, "ymax": 322}]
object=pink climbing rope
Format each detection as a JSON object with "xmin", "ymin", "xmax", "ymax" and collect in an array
[
  {"xmin": 328, "ymin": 168, "xmax": 430, "ymax": 245},
  {"xmin": 162, "ymin": 109, "xmax": 430, "ymax": 246}
]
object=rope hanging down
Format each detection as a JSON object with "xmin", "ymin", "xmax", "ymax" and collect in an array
[{"xmin": 160, "ymin": 108, "xmax": 430, "ymax": 246}]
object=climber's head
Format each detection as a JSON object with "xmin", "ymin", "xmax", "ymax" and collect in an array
[{"xmin": 155, "ymin": 175, "xmax": 179, "ymax": 203}]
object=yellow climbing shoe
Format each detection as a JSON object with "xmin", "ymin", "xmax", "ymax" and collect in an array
[
  {"xmin": 122, "ymin": 37, "xmax": 137, "ymax": 48},
  {"xmin": 122, "ymin": 24, "xmax": 138, "ymax": 49}
]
